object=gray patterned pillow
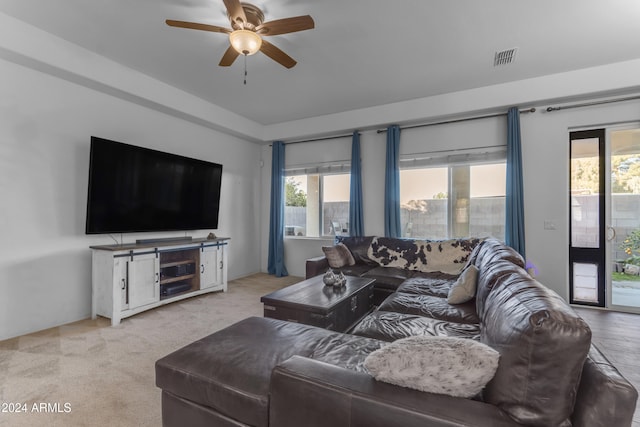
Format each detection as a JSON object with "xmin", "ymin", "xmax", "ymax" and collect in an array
[
  {"xmin": 364, "ymin": 336, "xmax": 499, "ymax": 398},
  {"xmin": 322, "ymin": 243, "xmax": 356, "ymax": 268}
]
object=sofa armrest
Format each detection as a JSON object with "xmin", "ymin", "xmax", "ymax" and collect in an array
[
  {"xmin": 571, "ymin": 344, "xmax": 638, "ymax": 427},
  {"xmin": 269, "ymin": 356, "xmax": 519, "ymax": 427},
  {"xmin": 305, "ymin": 256, "xmax": 329, "ymax": 279}
]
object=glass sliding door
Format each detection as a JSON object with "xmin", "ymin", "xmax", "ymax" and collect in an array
[
  {"xmin": 570, "ymin": 126, "xmax": 640, "ymax": 311},
  {"xmin": 569, "ymin": 129, "xmax": 605, "ymax": 306},
  {"xmin": 609, "ymin": 128, "xmax": 640, "ymax": 310}
]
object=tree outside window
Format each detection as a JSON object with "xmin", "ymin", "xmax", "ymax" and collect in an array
[{"xmin": 284, "ymin": 173, "xmax": 350, "ymax": 237}]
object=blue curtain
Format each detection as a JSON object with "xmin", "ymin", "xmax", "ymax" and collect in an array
[
  {"xmin": 267, "ymin": 141, "xmax": 288, "ymax": 277},
  {"xmin": 384, "ymin": 125, "xmax": 402, "ymax": 238},
  {"xmin": 349, "ymin": 131, "xmax": 364, "ymax": 237},
  {"xmin": 506, "ymin": 107, "xmax": 526, "ymax": 258}
]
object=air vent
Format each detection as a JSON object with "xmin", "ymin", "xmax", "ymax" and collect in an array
[{"xmin": 494, "ymin": 47, "xmax": 518, "ymax": 66}]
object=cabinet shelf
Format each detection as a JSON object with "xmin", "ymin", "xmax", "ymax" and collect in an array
[
  {"xmin": 160, "ymin": 259, "xmax": 196, "ymax": 269},
  {"xmin": 160, "ymin": 288, "xmax": 193, "ymax": 301},
  {"xmin": 160, "ymin": 274, "xmax": 196, "ymax": 285}
]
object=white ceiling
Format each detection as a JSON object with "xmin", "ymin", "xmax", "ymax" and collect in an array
[{"xmin": 2, "ymin": 0, "xmax": 640, "ymax": 126}]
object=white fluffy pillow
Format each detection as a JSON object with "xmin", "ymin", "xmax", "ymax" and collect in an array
[
  {"xmin": 364, "ymin": 336, "xmax": 499, "ymax": 398},
  {"xmin": 447, "ymin": 264, "xmax": 479, "ymax": 304}
]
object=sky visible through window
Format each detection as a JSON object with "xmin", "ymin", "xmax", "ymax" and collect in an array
[
  {"xmin": 289, "ymin": 163, "xmax": 505, "ymax": 205},
  {"xmin": 400, "ymin": 163, "xmax": 506, "ymax": 205}
]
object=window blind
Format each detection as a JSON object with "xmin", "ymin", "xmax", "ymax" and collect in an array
[
  {"xmin": 399, "ymin": 146, "xmax": 506, "ymax": 170},
  {"xmin": 284, "ymin": 160, "xmax": 351, "ymax": 176}
]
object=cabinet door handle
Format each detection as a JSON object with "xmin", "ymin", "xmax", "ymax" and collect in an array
[
  {"xmin": 121, "ymin": 278, "xmax": 126, "ymax": 290},
  {"xmin": 219, "ymin": 261, "xmax": 223, "ymax": 270},
  {"xmin": 155, "ymin": 272, "xmax": 159, "ymax": 283},
  {"xmin": 201, "ymin": 264, "xmax": 204, "ymax": 274}
]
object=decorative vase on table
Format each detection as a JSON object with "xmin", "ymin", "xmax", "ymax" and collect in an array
[
  {"xmin": 323, "ymin": 269, "xmax": 337, "ymax": 286},
  {"xmin": 334, "ymin": 271, "xmax": 347, "ymax": 287}
]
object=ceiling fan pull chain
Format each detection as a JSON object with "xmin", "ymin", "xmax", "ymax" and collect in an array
[{"xmin": 243, "ymin": 54, "xmax": 248, "ymax": 85}]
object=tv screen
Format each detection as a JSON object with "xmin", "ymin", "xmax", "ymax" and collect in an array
[{"xmin": 85, "ymin": 136, "xmax": 223, "ymax": 234}]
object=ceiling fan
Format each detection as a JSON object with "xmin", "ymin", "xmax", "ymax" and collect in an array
[{"xmin": 166, "ymin": 0, "xmax": 314, "ymax": 69}]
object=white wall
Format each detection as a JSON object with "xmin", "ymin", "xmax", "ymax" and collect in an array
[{"xmin": 0, "ymin": 58, "xmax": 262, "ymax": 340}]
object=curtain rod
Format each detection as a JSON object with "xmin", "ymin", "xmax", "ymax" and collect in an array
[
  {"xmin": 376, "ymin": 107, "xmax": 536, "ymax": 134},
  {"xmin": 401, "ymin": 143, "xmax": 506, "ymax": 159},
  {"xmin": 275, "ymin": 132, "xmax": 357, "ymax": 146},
  {"xmin": 546, "ymin": 94, "xmax": 640, "ymax": 112},
  {"xmin": 271, "ymin": 107, "xmax": 535, "ymax": 145},
  {"xmin": 269, "ymin": 132, "xmax": 356, "ymax": 147}
]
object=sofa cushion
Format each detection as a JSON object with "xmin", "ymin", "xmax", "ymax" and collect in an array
[
  {"xmin": 336, "ymin": 235, "xmax": 377, "ymax": 265},
  {"xmin": 308, "ymin": 333, "xmax": 387, "ymax": 372},
  {"xmin": 572, "ymin": 344, "xmax": 639, "ymax": 427},
  {"xmin": 475, "ymin": 260, "xmax": 524, "ymax": 320},
  {"xmin": 473, "ymin": 238, "xmax": 525, "ymax": 270},
  {"xmin": 480, "ymin": 270, "xmax": 592, "ymax": 427},
  {"xmin": 155, "ymin": 317, "xmax": 384, "ymax": 427},
  {"xmin": 378, "ymin": 292, "xmax": 480, "ymax": 324},
  {"xmin": 364, "ymin": 336, "xmax": 500, "ymax": 398},
  {"xmin": 322, "ymin": 243, "xmax": 355, "ymax": 268},
  {"xmin": 361, "ymin": 266, "xmax": 414, "ymax": 291},
  {"xmin": 447, "ymin": 265, "xmax": 479, "ymax": 304},
  {"xmin": 335, "ymin": 263, "xmax": 376, "ymax": 278},
  {"xmin": 396, "ymin": 273, "xmax": 457, "ymax": 298},
  {"xmin": 368, "ymin": 237, "xmax": 482, "ymax": 275},
  {"xmin": 352, "ymin": 311, "xmax": 480, "ymax": 342}
]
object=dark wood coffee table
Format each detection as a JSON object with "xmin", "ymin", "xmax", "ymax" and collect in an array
[{"xmin": 261, "ymin": 275, "xmax": 375, "ymax": 333}]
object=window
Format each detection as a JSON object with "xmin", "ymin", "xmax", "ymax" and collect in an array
[
  {"xmin": 400, "ymin": 167, "xmax": 448, "ymax": 239},
  {"xmin": 400, "ymin": 155, "xmax": 506, "ymax": 240},
  {"xmin": 284, "ymin": 172, "xmax": 350, "ymax": 237}
]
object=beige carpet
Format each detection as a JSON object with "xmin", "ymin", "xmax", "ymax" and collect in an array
[{"xmin": 0, "ymin": 273, "xmax": 301, "ymax": 427}]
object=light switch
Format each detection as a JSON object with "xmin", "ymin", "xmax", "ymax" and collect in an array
[{"xmin": 544, "ymin": 220, "xmax": 556, "ymax": 230}]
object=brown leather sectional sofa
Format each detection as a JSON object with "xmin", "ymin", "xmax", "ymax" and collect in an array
[{"xmin": 155, "ymin": 237, "xmax": 638, "ymax": 427}]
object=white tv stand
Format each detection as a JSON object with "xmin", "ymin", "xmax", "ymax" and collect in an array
[{"xmin": 90, "ymin": 237, "xmax": 229, "ymax": 325}]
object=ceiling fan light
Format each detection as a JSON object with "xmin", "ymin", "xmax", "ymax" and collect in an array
[{"xmin": 229, "ymin": 30, "xmax": 262, "ymax": 55}]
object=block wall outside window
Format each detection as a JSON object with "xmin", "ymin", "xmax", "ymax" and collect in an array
[
  {"xmin": 284, "ymin": 173, "xmax": 350, "ymax": 237},
  {"xmin": 400, "ymin": 162, "xmax": 506, "ymax": 240}
]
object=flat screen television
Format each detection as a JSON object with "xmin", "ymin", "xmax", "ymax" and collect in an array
[{"xmin": 85, "ymin": 136, "xmax": 223, "ymax": 234}]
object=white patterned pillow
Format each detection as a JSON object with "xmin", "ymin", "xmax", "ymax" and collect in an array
[{"xmin": 364, "ymin": 336, "xmax": 499, "ymax": 398}]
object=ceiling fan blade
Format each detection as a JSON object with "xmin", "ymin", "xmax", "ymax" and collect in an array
[
  {"xmin": 166, "ymin": 20, "xmax": 230, "ymax": 34},
  {"xmin": 260, "ymin": 40, "xmax": 296, "ymax": 68},
  {"xmin": 219, "ymin": 45, "xmax": 240, "ymax": 66},
  {"xmin": 223, "ymin": 0, "xmax": 248, "ymax": 29},
  {"xmin": 257, "ymin": 15, "xmax": 315, "ymax": 36}
]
